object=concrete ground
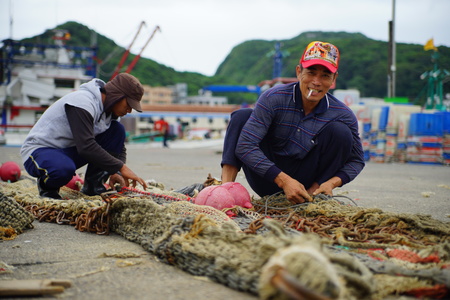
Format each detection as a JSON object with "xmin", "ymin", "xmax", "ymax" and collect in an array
[{"xmin": 1, "ymin": 139, "xmax": 449, "ymax": 299}]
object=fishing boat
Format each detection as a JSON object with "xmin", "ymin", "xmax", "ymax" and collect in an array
[{"xmin": 0, "ymin": 30, "xmax": 97, "ymax": 145}]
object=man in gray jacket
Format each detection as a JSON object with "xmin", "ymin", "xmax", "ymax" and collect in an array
[{"xmin": 21, "ymin": 73, "xmax": 148, "ymax": 199}]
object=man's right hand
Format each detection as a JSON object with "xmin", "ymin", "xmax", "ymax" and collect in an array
[
  {"xmin": 120, "ymin": 164, "xmax": 148, "ymax": 190},
  {"xmin": 274, "ymin": 172, "xmax": 312, "ymax": 204}
]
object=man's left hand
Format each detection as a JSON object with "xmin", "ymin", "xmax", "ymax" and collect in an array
[
  {"xmin": 109, "ymin": 173, "xmax": 127, "ymax": 189},
  {"xmin": 312, "ymin": 182, "xmax": 334, "ymax": 196},
  {"xmin": 312, "ymin": 176, "xmax": 342, "ymax": 197}
]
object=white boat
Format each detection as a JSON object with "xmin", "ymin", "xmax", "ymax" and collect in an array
[{"xmin": 0, "ymin": 30, "xmax": 97, "ymax": 145}]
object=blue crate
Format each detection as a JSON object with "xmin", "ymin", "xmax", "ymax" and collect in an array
[
  {"xmin": 407, "ymin": 161, "xmax": 443, "ymax": 165},
  {"xmin": 436, "ymin": 112, "xmax": 450, "ymax": 134},
  {"xmin": 397, "ymin": 142, "xmax": 407, "ymax": 150},
  {"xmin": 409, "ymin": 113, "xmax": 444, "ymax": 136},
  {"xmin": 363, "ymin": 123, "xmax": 371, "ymax": 133},
  {"xmin": 421, "ymin": 142, "xmax": 443, "ymax": 148},
  {"xmin": 364, "ymin": 150, "xmax": 370, "ymax": 161},
  {"xmin": 379, "ymin": 106, "xmax": 389, "ymax": 131}
]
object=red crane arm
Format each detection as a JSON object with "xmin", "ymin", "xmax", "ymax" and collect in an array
[
  {"xmin": 125, "ymin": 26, "xmax": 161, "ymax": 73},
  {"xmin": 110, "ymin": 21, "xmax": 146, "ymax": 80}
]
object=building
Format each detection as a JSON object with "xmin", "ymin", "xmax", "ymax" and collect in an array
[
  {"xmin": 124, "ymin": 84, "xmax": 239, "ymax": 140},
  {"xmin": 178, "ymin": 90, "xmax": 227, "ymax": 106},
  {"xmin": 141, "ymin": 85, "xmax": 173, "ymax": 105}
]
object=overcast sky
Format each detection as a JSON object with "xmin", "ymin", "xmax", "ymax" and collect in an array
[{"xmin": 1, "ymin": 0, "xmax": 449, "ymax": 76}]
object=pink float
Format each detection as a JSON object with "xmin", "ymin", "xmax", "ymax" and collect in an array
[
  {"xmin": 221, "ymin": 182, "xmax": 253, "ymax": 209},
  {"xmin": 194, "ymin": 182, "xmax": 252, "ymax": 215},
  {"xmin": 65, "ymin": 174, "xmax": 84, "ymax": 191},
  {"xmin": 194, "ymin": 185, "xmax": 235, "ymax": 210}
]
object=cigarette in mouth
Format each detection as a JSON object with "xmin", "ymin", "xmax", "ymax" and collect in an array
[{"xmin": 307, "ymin": 89, "xmax": 313, "ymax": 99}]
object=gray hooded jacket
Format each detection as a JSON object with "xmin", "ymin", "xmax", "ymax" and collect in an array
[{"xmin": 20, "ymin": 78, "xmax": 124, "ymax": 173}]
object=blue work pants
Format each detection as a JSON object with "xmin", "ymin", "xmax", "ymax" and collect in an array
[
  {"xmin": 24, "ymin": 121, "xmax": 125, "ymax": 189},
  {"xmin": 221, "ymin": 108, "xmax": 353, "ymax": 197}
]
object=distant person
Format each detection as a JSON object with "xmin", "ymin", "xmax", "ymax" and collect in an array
[
  {"xmin": 20, "ymin": 73, "xmax": 148, "ymax": 199},
  {"xmin": 154, "ymin": 117, "xmax": 170, "ymax": 147},
  {"xmin": 221, "ymin": 41, "xmax": 365, "ymax": 203}
]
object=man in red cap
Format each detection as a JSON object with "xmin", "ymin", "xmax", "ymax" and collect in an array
[
  {"xmin": 221, "ymin": 41, "xmax": 365, "ymax": 203},
  {"xmin": 21, "ymin": 73, "xmax": 147, "ymax": 199}
]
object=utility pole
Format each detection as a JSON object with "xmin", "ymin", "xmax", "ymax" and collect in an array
[{"xmin": 388, "ymin": 0, "xmax": 396, "ymax": 98}]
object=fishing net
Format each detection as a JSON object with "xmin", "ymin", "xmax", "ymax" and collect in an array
[
  {"xmin": 1, "ymin": 176, "xmax": 449, "ymax": 300},
  {"xmin": 0, "ymin": 191, "xmax": 34, "ymax": 240}
]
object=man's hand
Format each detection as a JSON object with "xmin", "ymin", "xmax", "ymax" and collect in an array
[
  {"xmin": 108, "ymin": 173, "xmax": 127, "ymax": 190},
  {"xmin": 312, "ymin": 176, "xmax": 342, "ymax": 196},
  {"xmin": 119, "ymin": 164, "xmax": 148, "ymax": 190},
  {"xmin": 274, "ymin": 172, "xmax": 312, "ymax": 204}
]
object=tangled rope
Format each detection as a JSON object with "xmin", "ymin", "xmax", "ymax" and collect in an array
[{"xmin": 1, "ymin": 178, "xmax": 450, "ymax": 299}]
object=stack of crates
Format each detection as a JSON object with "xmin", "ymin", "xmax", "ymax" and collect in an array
[
  {"xmin": 383, "ymin": 105, "xmax": 398, "ymax": 163},
  {"xmin": 362, "ymin": 123, "xmax": 371, "ymax": 161},
  {"xmin": 385, "ymin": 132, "xmax": 398, "ymax": 163},
  {"xmin": 369, "ymin": 106, "xmax": 389, "ymax": 163},
  {"xmin": 407, "ymin": 113, "xmax": 444, "ymax": 164},
  {"xmin": 350, "ymin": 101, "xmax": 449, "ymax": 165},
  {"xmin": 384, "ymin": 104, "xmax": 422, "ymax": 163},
  {"xmin": 442, "ymin": 112, "xmax": 450, "ymax": 165},
  {"xmin": 367, "ymin": 104, "xmax": 423, "ymax": 163},
  {"xmin": 349, "ymin": 104, "xmax": 372, "ymax": 161},
  {"xmin": 396, "ymin": 113, "xmax": 412, "ymax": 163}
]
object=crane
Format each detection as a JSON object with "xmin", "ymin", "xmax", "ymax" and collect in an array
[
  {"xmin": 125, "ymin": 25, "xmax": 161, "ymax": 74},
  {"xmin": 110, "ymin": 23, "xmax": 161, "ymax": 80},
  {"xmin": 110, "ymin": 21, "xmax": 146, "ymax": 80}
]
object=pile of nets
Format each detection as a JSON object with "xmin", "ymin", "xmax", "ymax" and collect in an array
[{"xmin": 1, "ymin": 177, "xmax": 449, "ymax": 300}]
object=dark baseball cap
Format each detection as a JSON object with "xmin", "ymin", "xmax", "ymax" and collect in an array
[{"xmin": 105, "ymin": 73, "xmax": 144, "ymax": 112}]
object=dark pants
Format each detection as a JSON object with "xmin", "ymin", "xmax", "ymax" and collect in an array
[
  {"xmin": 163, "ymin": 130, "xmax": 169, "ymax": 147},
  {"xmin": 24, "ymin": 121, "xmax": 125, "ymax": 190},
  {"xmin": 221, "ymin": 108, "xmax": 353, "ymax": 197}
]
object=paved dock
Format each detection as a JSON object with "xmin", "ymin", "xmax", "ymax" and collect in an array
[{"xmin": 1, "ymin": 140, "xmax": 449, "ymax": 299}]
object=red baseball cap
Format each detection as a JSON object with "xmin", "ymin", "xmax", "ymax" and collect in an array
[{"xmin": 300, "ymin": 41, "xmax": 340, "ymax": 73}]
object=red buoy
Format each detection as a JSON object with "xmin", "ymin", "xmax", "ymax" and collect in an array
[{"xmin": 0, "ymin": 161, "xmax": 21, "ymax": 182}]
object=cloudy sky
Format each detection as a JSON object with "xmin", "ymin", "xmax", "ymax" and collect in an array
[{"xmin": 1, "ymin": 0, "xmax": 449, "ymax": 76}]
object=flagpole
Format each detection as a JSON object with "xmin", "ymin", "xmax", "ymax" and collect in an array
[{"xmin": 9, "ymin": 0, "xmax": 13, "ymax": 39}]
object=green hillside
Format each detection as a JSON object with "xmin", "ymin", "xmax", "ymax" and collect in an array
[
  {"xmin": 217, "ymin": 31, "xmax": 450, "ymax": 104},
  {"xmin": 20, "ymin": 21, "xmax": 215, "ymax": 96},
  {"xmin": 20, "ymin": 21, "xmax": 450, "ymax": 106}
]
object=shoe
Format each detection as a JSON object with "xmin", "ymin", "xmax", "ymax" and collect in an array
[
  {"xmin": 81, "ymin": 165, "xmax": 109, "ymax": 196},
  {"xmin": 37, "ymin": 178, "xmax": 62, "ymax": 199}
]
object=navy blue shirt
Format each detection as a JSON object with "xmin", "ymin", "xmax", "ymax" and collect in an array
[{"xmin": 235, "ymin": 82, "xmax": 365, "ymax": 185}]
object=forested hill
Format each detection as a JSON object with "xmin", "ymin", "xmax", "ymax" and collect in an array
[
  {"xmin": 19, "ymin": 21, "xmax": 450, "ymax": 105},
  {"xmin": 217, "ymin": 31, "xmax": 450, "ymax": 103}
]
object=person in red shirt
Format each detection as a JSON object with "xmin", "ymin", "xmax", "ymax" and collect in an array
[{"xmin": 154, "ymin": 117, "xmax": 169, "ymax": 147}]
